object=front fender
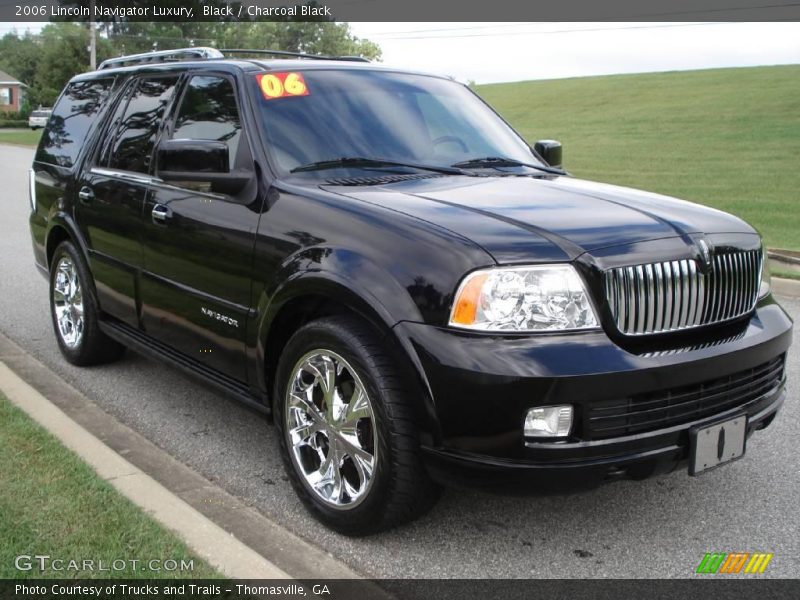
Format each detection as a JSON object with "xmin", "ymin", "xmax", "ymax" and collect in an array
[
  {"xmin": 251, "ymin": 247, "xmax": 442, "ymax": 445},
  {"xmin": 260, "ymin": 245, "xmax": 424, "ymax": 327}
]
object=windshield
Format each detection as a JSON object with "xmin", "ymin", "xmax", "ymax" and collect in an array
[{"xmin": 251, "ymin": 69, "xmax": 542, "ymax": 174}]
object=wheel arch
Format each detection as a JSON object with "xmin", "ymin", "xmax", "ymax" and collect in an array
[
  {"xmin": 256, "ymin": 268, "xmax": 441, "ymax": 447},
  {"xmin": 44, "ymin": 216, "xmax": 105, "ymax": 319},
  {"xmin": 45, "ymin": 214, "xmax": 89, "ymax": 269}
]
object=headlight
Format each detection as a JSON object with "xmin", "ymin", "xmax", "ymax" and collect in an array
[
  {"xmin": 449, "ymin": 265, "xmax": 599, "ymax": 331},
  {"xmin": 759, "ymin": 244, "xmax": 771, "ymax": 299}
]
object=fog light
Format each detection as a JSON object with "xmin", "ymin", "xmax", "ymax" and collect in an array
[{"xmin": 524, "ymin": 405, "xmax": 573, "ymax": 438}]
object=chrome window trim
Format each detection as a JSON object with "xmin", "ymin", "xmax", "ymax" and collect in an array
[{"xmin": 89, "ymin": 167, "xmax": 163, "ymax": 186}]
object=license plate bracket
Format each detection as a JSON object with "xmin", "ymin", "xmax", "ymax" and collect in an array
[{"xmin": 689, "ymin": 414, "xmax": 747, "ymax": 476}]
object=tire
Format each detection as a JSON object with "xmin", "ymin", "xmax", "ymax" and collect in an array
[
  {"xmin": 49, "ymin": 241, "xmax": 125, "ymax": 366},
  {"xmin": 274, "ymin": 315, "xmax": 441, "ymax": 535}
]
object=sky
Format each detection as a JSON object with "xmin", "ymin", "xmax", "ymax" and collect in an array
[
  {"xmin": 2, "ymin": 21, "xmax": 799, "ymax": 84},
  {"xmin": 348, "ymin": 22, "xmax": 800, "ymax": 84}
]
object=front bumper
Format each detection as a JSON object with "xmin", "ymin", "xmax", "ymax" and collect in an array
[
  {"xmin": 422, "ymin": 389, "xmax": 784, "ymax": 490},
  {"xmin": 394, "ymin": 299, "xmax": 792, "ymax": 490}
]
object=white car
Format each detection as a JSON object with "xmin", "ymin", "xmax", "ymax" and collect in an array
[{"xmin": 28, "ymin": 109, "xmax": 52, "ymax": 130}]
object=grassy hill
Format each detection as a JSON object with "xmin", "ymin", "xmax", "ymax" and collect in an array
[{"xmin": 475, "ymin": 65, "xmax": 800, "ymax": 250}]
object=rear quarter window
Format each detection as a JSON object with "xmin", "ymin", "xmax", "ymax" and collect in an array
[{"xmin": 35, "ymin": 79, "xmax": 115, "ymax": 169}]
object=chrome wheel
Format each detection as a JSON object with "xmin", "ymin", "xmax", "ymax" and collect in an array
[
  {"xmin": 52, "ymin": 256, "xmax": 84, "ymax": 349},
  {"xmin": 285, "ymin": 350, "xmax": 377, "ymax": 510}
]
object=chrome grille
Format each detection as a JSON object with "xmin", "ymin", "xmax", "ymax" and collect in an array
[{"xmin": 604, "ymin": 249, "xmax": 761, "ymax": 335}]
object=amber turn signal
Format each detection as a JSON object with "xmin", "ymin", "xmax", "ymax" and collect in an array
[{"xmin": 450, "ymin": 272, "xmax": 488, "ymax": 326}]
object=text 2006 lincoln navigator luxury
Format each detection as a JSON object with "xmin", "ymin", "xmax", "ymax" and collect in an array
[{"xmin": 28, "ymin": 47, "xmax": 792, "ymax": 534}]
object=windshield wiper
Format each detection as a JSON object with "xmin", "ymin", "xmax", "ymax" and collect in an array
[
  {"xmin": 451, "ymin": 156, "xmax": 565, "ymax": 175},
  {"xmin": 291, "ymin": 156, "xmax": 469, "ymax": 176}
]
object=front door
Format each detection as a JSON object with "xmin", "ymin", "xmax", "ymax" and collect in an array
[{"xmin": 139, "ymin": 74, "xmax": 261, "ymax": 381}]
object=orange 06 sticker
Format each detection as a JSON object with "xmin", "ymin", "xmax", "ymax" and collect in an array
[{"xmin": 256, "ymin": 72, "xmax": 310, "ymax": 100}]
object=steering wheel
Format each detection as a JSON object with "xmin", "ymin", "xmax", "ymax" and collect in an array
[{"xmin": 432, "ymin": 135, "xmax": 468, "ymax": 153}]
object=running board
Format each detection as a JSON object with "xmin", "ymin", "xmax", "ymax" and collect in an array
[{"xmin": 99, "ymin": 319, "xmax": 270, "ymax": 416}]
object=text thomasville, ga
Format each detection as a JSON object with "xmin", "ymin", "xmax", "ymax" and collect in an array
[
  {"xmin": 16, "ymin": 584, "xmax": 329, "ymax": 597},
  {"xmin": 42, "ymin": 3, "xmax": 332, "ymax": 19}
]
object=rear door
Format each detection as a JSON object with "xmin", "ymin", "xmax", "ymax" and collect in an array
[
  {"xmin": 139, "ymin": 73, "xmax": 261, "ymax": 381},
  {"xmin": 75, "ymin": 75, "xmax": 181, "ymax": 326},
  {"xmin": 31, "ymin": 78, "xmax": 116, "ymax": 274}
]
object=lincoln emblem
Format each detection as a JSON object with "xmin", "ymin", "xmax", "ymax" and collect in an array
[{"xmin": 698, "ymin": 239, "xmax": 713, "ymax": 270}]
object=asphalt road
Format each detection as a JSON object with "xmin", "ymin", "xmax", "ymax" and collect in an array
[{"xmin": 1, "ymin": 144, "xmax": 798, "ymax": 578}]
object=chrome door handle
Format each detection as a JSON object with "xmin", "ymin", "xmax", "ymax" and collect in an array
[
  {"xmin": 151, "ymin": 204, "xmax": 171, "ymax": 223},
  {"xmin": 78, "ymin": 186, "xmax": 94, "ymax": 204}
]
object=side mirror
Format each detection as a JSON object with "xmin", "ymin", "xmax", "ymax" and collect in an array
[
  {"xmin": 534, "ymin": 140, "xmax": 563, "ymax": 169},
  {"xmin": 157, "ymin": 139, "xmax": 251, "ymax": 195}
]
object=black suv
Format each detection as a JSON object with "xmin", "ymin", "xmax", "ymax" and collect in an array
[{"xmin": 29, "ymin": 48, "xmax": 792, "ymax": 535}]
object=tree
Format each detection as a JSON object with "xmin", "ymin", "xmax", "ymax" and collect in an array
[
  {"xmin": 1, "ymin": 23, "xmax": 112, "ymax": 106},
  {"xmin": 33, "ymin": 23, "xmax": 115, "ymax": 105},
  {"xmin": 0, "ymin": 31, "xmax": 40, "ymax": 89},
  {"xmin": 56, "ymin": 1, "xmax": 381, "ymax": 58},
  {"xmin": 0, "ymin": 18, "xmax": 381, "ymax": 108},
  {"xmin": 215, "ymin": 22, "xmax": 381, "ymax": 59}
]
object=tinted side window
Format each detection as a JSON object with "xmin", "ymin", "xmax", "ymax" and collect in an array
[
  {"xmin": 97, "ymin": 80, "xmax": 135, "ymax": 167},
  {"xmin": 36, "ymin": 79, "xmax": 114, "ymax": 168},
  {"xmin": 108, "ymin": 77, "xmax": 178, "ymax": 174},
  {"xmin": 172, "ymin": 76, "xmax": 241, "ymax": 169}
]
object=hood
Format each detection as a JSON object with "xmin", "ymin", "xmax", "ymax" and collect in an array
[{"xmin": 324, "ymin": 174, "xmax": 756, "ymax": 264}]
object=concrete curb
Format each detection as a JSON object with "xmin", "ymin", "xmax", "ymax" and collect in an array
[
  {"xmin": 0, "ymin": 361, "xmax": 290, "ymax": 580},
  {"xmin": 773, "ymin": 277, "xmax": 800, "ymax": 298},
  {"xmin": 0, "ymin": 331, "xmax": 364, "ymax": 580}
]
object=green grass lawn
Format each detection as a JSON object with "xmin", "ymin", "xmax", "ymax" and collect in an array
[
  {"xmin": 0, "ymin": 394, "xmax": 219, "ymax": 579},
  {"xmin": 476, "ymin": 65, "xmax": 800, "ymax": 250},
  {"xmin": 772, "ymin": 267, "xmax": 800, "ymax": 282},
  {"xmin": 0, "ymin": 129, "xmax": 42, "ymax": 147}
]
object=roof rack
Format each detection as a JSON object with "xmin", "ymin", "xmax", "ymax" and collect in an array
[
  {"xmin": 96, "ymin": 46, "xmax": 370, "ymax": 72},
  {"xmin": 97, "ymin": 47, "xmax": 224, "ymax": 70},
  {"xmin": 221, "ymin": 49, "xmax": 370, "ymax": 63}
]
